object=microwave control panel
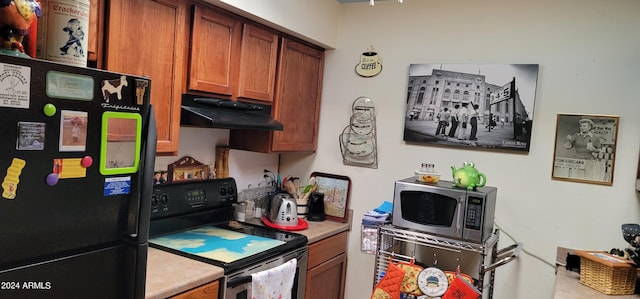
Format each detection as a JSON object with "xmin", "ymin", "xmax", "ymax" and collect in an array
[{"xmin": 465, "ymin": 196, "xmax": 484, "ymax": 230}]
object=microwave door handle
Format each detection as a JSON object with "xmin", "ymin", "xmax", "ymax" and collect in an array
[{"xmin": 456, "ymin": 196, "xmax": 465, "ymax": 234}]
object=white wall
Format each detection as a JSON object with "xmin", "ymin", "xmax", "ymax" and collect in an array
[
  {"xmin": 202, "ymin": 0, "xmax": 342, "ymax": 48},
  {"xmin": 280, "ymin": 1, "xmax": 640, "ymax": 298},
  {"xmin": 154, "ymin": 127, "xmax": 279, "ymax": 191}
]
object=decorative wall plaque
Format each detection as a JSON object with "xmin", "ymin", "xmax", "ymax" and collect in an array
[
  {"xmin": 355, "ymin": 46, "xmax": 382, "ymax": 78},
  {"xmin": 167, "ymin": 156, "xmax": 209, "ymax": 183}
]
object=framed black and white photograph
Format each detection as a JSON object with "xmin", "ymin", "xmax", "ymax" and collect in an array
[
  {"xmin": 403, "ymin": 64, "xmax": 539, "ymax": 153},
  {"xmin": 552, "ymin": 113, "xmax": 619, "ymax": 186}
]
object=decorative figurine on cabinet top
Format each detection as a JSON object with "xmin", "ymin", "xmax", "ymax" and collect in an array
[
  {"xmin": 0, "ymin": 0, "xmax": 41, "ymax": 57},
  {"xmin": 451, "ymin": 162, "xmax": 486, "ymax": 190}
]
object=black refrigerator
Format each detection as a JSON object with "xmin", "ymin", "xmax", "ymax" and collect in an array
[{"xmin": 0, "ymin": 55, "xmax": 156, "ymax": 299}]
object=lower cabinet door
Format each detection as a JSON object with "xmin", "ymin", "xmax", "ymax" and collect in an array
[
  {"xmin": 170, "ymin": 280, "xmax": 219, "ymax": 299},
  {"xmin": 305, "ymin": 253, "xmax": 347, "ymax": 299}
]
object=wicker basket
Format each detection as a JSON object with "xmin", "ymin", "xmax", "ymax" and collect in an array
[{"xmin": 576, "ymin": 250, "xmax": 637, "ymax": 295}]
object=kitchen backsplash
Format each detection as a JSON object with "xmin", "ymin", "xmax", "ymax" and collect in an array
[{"xmin": 154, "ymin": 127, "xmax": 279, "ymax": 190}]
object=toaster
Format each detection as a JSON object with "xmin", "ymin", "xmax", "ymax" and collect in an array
[{"xmin": 268, "ymin": 193, "xmax": 298, "ymax": 226}]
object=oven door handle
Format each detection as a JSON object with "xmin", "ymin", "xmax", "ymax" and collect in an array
[{"xmin": 227, "ymin": 275, "xmax": 252, "ymax": 288}]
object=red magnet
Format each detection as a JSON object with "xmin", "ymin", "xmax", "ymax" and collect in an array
[{"xmin": 81, "ymin": 156, "xmax": 93, "ymax": 168}]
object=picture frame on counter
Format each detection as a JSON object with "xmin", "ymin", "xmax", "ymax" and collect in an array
[
  {"xmin": 311, "ymin": 172, "xmax": 351, "ymax": 223},
  {"xmin": 551, "ymin": 113, "xmax": 619, "ymax": 186}
]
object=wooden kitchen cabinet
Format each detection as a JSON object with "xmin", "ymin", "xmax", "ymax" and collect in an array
[
  {"xmin": 188, "ymin": 5, "xmax": 241, "ymax": 96},
  {"xmin": 187, "ymin": 4, "xmax": 278, "ymax": 103},
  {"xmin": 103, "ymin": 0, "xmax": 188, "ymax": 154},
  {"xmin": 169, "ymin": 280, "xmax": 219, "ymax": 299},
  {"xmin": 272, "ymin": 38, "xmax": 324, "ymax": 152},
  {"xmin": 305, "ymin": 231, "xmax": 348, "ymax": 299},
  {"xmin": 237, "ymin": 23, "xmax": 279, "ymax": 102},
  {"xmin": 101, "ymin": 0, "xmax": 323, "ymax": 154},
  {"xmin": 87, "ymin": 0, "xmax": 104, "ymax": 67},
  {"xmin": 229, "ymin": 38, "xmax": 324, "ymax": 152}
]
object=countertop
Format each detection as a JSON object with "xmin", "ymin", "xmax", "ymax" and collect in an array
[
  {"xmin": 145, "ymin": 247, "xmax": 224, "ymax": 299},
  {"xmin": 243, "ymin": 217, "xmax": 352, "ymax": 244},
  {"xmin": 554, "ymin": 268, "xmax": 639, "ymax": 298},
  {"xmin": 145, "ymin": 218, "xmax": 351, "ymax": 298},
  {"xmin": 554, "ymin": 247, "xmax": 640, "ymax": 298}
]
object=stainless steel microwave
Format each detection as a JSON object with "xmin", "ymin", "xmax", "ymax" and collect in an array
[{"xmin": 392, "ymin": 178, "xmax": 497, "ymax": 243}]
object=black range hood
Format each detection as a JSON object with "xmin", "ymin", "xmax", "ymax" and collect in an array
[{"xmin": 180, "ymin": 94, "xmax": 283, "ymax": 131}]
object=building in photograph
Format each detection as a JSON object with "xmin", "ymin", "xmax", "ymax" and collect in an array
[{"xmin": 406, "ymin": 68, "xmax": 528, "ymax": 127}]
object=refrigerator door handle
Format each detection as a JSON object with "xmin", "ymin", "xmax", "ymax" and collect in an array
[{"xmin": 127, "ymin": 105, "xmax": 157, "ymax": 238}]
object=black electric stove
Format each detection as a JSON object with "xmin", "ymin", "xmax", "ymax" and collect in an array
[{"xmin": 148, "ymin": 179, "xmax": 308, "ymax": 273}]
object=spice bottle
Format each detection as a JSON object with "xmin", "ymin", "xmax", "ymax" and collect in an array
[{"xmin": 420, "ymin": 163, "xmax": 435, "ymax": 173}]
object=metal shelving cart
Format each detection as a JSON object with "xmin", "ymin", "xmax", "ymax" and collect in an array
[{"xmin": 372, "ymin": 225, "xmax": 522, "ymax": 299}]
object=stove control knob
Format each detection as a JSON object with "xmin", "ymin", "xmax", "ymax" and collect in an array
[
  {"xmin": 220, "ymin": 188, "xmax": 227, "ymax": 196},
  {"xmin": 227, "ymin": 186, "xmax": 235, "ymax": 196},
  {"xmin": 160, "ymin": 194, "xmax": 169, "ymax": 206}
]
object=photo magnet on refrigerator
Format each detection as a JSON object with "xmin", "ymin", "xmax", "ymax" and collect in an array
[{"xmin": 16, "ymin": 122, "xmax": 46, "ymax": 150}]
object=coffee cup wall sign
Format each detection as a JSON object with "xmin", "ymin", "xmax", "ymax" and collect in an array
[{"xmin": 355, "ymin": 46, "xmax": 383, "ymax": 77}]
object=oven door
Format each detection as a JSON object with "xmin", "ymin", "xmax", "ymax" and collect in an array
[{"xmin": 225, "ymin": 246, "xmax": 308, "ymax": 299}]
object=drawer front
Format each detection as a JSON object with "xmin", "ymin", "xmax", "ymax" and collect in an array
[{"xmin": 308, "ymin": 231, "xmax": 348, "ymax": 269}]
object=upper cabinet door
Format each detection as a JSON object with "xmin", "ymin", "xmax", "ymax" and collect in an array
[
  {"xmin": 188, "ymin": 6, "xmax": 242, "ymax": 96},
  {"xmin": 272, "ymin": 38, "xmax": 324, "ymax": 152},
  {"xmin": 237, "ymin": 24, "xmax": 279, "ymax": 102},
  {"xmin": 87, "ymin": 0, "xmax": 103, "ymax": 67},
  {"xmin": 104, "ymin": 0, "xmax": 187, "ymax": 154}
]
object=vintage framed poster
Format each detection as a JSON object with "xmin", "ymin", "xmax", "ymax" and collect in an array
[
  {"xmin": 403, "ymin": 64, "xmax": 539, "ymax": 153},
  {"xmin": 551, "ymin": 114, "xmax": 619, "ymax": 186},
  {"xmin": 310, "ymin": 172, "xmax": 351, "ymax": 223}
]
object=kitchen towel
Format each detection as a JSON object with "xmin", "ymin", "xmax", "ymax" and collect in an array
[
  {"xmin": 442, "ymin": 274, "xmax": 481, "ymax": 299},
  {"xmin": 370, "ymin": 260, "xmax": 405, "ymax": 299},
  {"xmin": 251, "ymin": 258, "xmax": 297, "ymax": 299}
]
